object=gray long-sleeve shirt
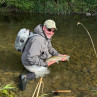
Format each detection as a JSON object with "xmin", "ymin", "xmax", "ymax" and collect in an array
[{"xmin": 21, "ymin": 24, "xmax": 59, "ymax": 66}]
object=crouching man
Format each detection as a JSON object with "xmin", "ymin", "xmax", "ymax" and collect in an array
[{"xmin": 19, "ymin": 19, "xmax": 70, "ymax": 91}]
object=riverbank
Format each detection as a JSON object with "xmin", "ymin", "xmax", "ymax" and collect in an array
[{"xmin": 0, "ymin": 8, "xmax": 97, "ymax": 18}]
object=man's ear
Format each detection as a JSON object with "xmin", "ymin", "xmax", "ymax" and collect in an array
[{"xmin": 43, "ymin": 26, "xmax": 45, "ymax": 30}]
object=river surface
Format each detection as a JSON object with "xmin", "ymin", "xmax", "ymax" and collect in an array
[{"xmin": 0, "ymin": 13, "xmax": 97, "ymax": 97}]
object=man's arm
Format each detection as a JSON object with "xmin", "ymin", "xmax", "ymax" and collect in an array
[{"xmin": 48, "ymin": 40, "xmax": 59, "ymax": 56}]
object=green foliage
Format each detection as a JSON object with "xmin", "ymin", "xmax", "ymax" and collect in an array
[
  {"xmin": 32, "ymin": 0, "xmax": 69, "ymax": 14},
  {"xmin": 0, "ymin": 0, "xmax": 6, "ymax": 4},
  {"xmin": 71, "ymin": 1, "xmax": 88, "ymax": 13},
  {"xmin": 6, "ymin": 0, "xmax": 35, "ymax": 11},
  {"xmin": 0, "ymin": 0, "xmax": 97, "ymax": 14},
  {"xmin": 91, "ymin": 90, "xmax": 97, "ymax": 94},
  {"xmin": 0, "ymin": 84, "xmax": 15, "ymax": 97}
]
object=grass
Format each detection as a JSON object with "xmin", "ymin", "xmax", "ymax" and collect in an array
[{"xmin": 0, "ymin": 84, "xmax": 15, "ymax": 97}]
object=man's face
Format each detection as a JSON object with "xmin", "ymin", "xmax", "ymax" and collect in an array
[{"xmin": 43, "ymin": 26, "xmax": 55, "ymax": 39}]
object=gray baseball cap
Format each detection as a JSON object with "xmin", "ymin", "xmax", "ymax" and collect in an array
[{"xmin": 44, "ymin": 19, "xmax": 57, "ymax": 30}]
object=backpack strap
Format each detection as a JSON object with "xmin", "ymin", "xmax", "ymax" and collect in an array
[{"xmin": 22, "ymin": 32, "xmax": 39, "ymax": 53}]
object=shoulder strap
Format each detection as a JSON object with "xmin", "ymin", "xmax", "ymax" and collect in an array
[{"xmin": 22, "ymin": 32, "xmax": 39, "ymax": 53}]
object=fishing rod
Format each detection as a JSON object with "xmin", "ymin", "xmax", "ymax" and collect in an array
[
  {"xmin": 52, "ymin": 90, "xmax": 71, "ymax": 95},
  {"xmin": 77, "ymin": 22, "xmax": 97, "ymax": 58},
  {"xmin": 51, "ymin": 89, "xmax": 91, "ymax": 96},
  {"xmin": 52, "ymin": 90, "xmax": 71, "ymax": 93},
  {"xmin": 39, "ymin": 89, "xmax": 91, "ymax": 97},
  {"xmin": 39, "ymin": 90, "xmax": 71, "ymax": 97},
  {"xmin": 32, "ymin": 77, "xmax": 44, "ymax": 97},
  {"xmin": 77, "ymin": 22, "xmax": 97, "ymax": 71}
]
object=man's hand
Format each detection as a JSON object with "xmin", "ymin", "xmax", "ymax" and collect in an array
[{"xmin": 47, "ymin": 61, "xmax": 56, "ymax": 66}]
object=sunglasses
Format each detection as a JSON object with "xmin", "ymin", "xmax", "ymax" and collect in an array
[{"xmin": 47, "ymin": 28, "xmax": 55, "ymax": 32}]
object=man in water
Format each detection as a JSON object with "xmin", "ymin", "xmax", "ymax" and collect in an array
[{"xmin": 19, "ymin": 19, "xmax": 69, "ymax": 91}]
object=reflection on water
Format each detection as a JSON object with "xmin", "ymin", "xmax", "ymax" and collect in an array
[{"xmin": 0, "ymin": 13, "xmax": 97, "ymax": 97}]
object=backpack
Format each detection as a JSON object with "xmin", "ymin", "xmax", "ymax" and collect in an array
[{"xmin": 15, "ymin": 28, "xmax": 34, "ymax": 52}]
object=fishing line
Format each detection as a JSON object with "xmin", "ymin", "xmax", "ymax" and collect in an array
[
  {"xmin": 77, "ymin": 22, "xmax": 97, "ymax": 71},
  {"xmin": 77, "ymin": 22, "xmax": 97, "ymax": 58}
]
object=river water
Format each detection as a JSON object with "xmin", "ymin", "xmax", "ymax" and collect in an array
[{"xmin": 0, "ymin": 13, "xmax": 97, "ymax": 97}]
